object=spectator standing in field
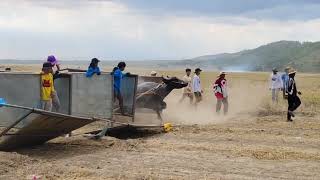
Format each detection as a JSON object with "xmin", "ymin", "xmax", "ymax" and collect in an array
[
  {"xmin": 179, "ymin": 68, "xmax": 193, "ymax": 104},
  {"xmin": 40, "ymin": 62, "xmax": 57, "ymax": 111},
  {"xmin": 86, "ymin": 58, "xmax": 101, "ymax": 77},
  {"xmin": 287, "ymin": 69, "xmax": 302, "ymax": 122},
  {"xmin": 281, "ymin": 67, "xmax": 290, "ymax": 99},
  {"xmin": 213, "ymin": 72, "xmax": 228, "ymax": 115},
  {"xmin": 47, "ymin": 55, "xmax": 61, "ymax": 112},
  {"xmin": 269, "ymin": 68, "xmax": 283, "ymax": 103},
  {"xmin": 192, "ymin": 68, "xmax": 203, "ymax": 107}
]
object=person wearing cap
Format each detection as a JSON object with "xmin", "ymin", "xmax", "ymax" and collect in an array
[
  {"xmin": 269, "ymin": 68, "xmax": 283, "ymax": 103},
  {"xmin": 40, "ymin": 62, "xmax": 56, "ymax": 111},
  {"xmin": 47, "ymin": 55, "xmax": 61, "ymax": 73},
  {"xmin": 150, "ymin": 71, "xmax": 157, "ymax": 77},
  {"xmin": 281, "ymin": 67, "xmax": 290, "ymax": 99},
  {"xmin": 179, "ymin": 68, "xmax": 193, "ymax": 104},
  {"xmin": 46, "ymin": 55, "xmax": 61, "ymax": 112},
  {"xmin": 86, "ymin": 58, "xmax": 101, "ymax": 78},
  {"xmin": 286, "ymin": 69, "xmax": 302, "ymax": 122},
  {"xmin": 112, "ymin": 61, "xmax": 130, "ymax": 115},
  {"xmin": 213, "ymin": 72, "xmax": 228, "ymax": 115},
  {"xmin": 192, "ymin": 68, "xmax": 203, "ymax": 106}
]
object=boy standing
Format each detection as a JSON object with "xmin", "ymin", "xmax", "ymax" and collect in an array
[
  {"xmin": 41, "ymin": 62, "xmax": 56, "ymax": 111},
  {"xmin": 269, "ymin": 68, "xmax": 283, "ymax": 103},
  {"xmin": 192, "ymin": 68, "xmax": 203, "ymax": 106},
  {"xmin": 213, "ymin": 72, "xmax": 228, "ymax": 115},
  {"xmin": 112, "ymin": 62, "xmax": 128, "ymax": 115},
  {"xmin": 179, "ymin": 68, "xmax": 193, "ymax": 104}
]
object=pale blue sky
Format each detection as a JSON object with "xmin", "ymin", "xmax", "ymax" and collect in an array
[{"xmin": 1, "ymin": 0, "xmax": 320, "ymax": 60}]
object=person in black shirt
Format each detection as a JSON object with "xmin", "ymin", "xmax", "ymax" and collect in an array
[{"xmin": 287, "ymin": 69, "xmax": 302, "ymax": 122}]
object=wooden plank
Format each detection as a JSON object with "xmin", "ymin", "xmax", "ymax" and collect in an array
[{"xmin": 0, "ymin": 112, "xmax": 95, "ymax": 151}]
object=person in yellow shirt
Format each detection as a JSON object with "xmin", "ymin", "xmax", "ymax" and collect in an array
[{"xmin": 41, "ymin": 62, "xmax": 56, "ymax": 111}]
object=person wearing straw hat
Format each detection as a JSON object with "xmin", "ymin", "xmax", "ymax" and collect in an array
[
  {"xmin": 269, "ymin": 68, "xmax": 283, "ymax": 103},
  {"xmin": 281, "ymin": 67, "xmax": 290, "ymax": 99},
  {"xmin": 286, "ymin": 68, "xmax": 302, "ymax": 122},
  {"xmin": 213, "ymin": 72, "xmax": 228, "ymax": 115},
  {"xmin": 192, "ymin": 68, "xmax": 203, "ymax": 106},
  {"xmin": 150, "ymin": 71, "xmax": 157, "ymax": 77}
]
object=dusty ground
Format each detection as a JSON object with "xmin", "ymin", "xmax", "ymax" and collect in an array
[
  {"xmin": 1, "ymin": 114, "xmax": 319, "ymax": 180},
  {"xmin": 0, "ymin": 65, "xmax": 319, "ymax": 179}
]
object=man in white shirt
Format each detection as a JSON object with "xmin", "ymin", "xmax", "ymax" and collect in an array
[
  {"xmin": 179, "ymin": 68, "xmax": 193, "ymax": 104},
  {"xmin": 269, "ymin": 68, "xmax": 283, "ymax": 103},
  {"xmin": 192, "ymin": 68, "xmax": 203, "ymax": 106}
]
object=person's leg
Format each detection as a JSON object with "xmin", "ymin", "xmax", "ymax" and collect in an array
[
  {"xmin": 275, "ymin": 89, "xmax": 279, "ymax": 103},
  {"xmin": 52, "ymin": 91, "xmax": 61, "ymax": 112},
  {"xmin": 272, "ymin": 89, "xmax": 276, "ymax": 103},
  {"xmin": 287, "ymin": 96, "xmax": 294, "ymax": 121},
  {"xmin": 117, "ymin": 92, "xmax": 124, "ymax": 115},
  {"xmin": 43, "ymin": 100, "xmax": 52, "ymax": 111},
  {"xmin": 223, "ymin": 97, "xmax": 229, "ymax": 115},
  {"xmin": 189, "ymin": 94, "xmax": 194, "ymax": 104},
  {"xmin": 216, "ymin": 99, "xmax": 222, "ymax": 113},
  {"xmin": 179, "ymin": 93, "xmax": 186, "ymax": 103}
]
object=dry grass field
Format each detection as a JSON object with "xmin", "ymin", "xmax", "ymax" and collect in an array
[{"xmin": 0, "ymin": 64, "xmax": 320, "ymax": 179}]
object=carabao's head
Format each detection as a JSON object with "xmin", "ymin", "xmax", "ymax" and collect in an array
[{"xmin": 162, "ymin": 76, "xmax": 188, "ymax": 89}]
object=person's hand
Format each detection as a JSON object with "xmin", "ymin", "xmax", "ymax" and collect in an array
[{"xmin": 298, "ymin": 91, "xmax": 302, "ymax": 95}]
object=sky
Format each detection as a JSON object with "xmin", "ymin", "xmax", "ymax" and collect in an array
[{"xmin": 1, "ymin": 0, "xmax": 320, "ymax": 60}]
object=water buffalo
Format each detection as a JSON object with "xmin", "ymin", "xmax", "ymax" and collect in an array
[{"xmin": 135, "ymin": 76, "xmax": 188, "ymax": 122}]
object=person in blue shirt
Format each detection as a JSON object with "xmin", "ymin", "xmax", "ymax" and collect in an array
[
  {"xmin": 112, "ymin": 62, "xmax": 127, "ymax": 115},
  {"xmin": 86, "ymin": 58, "xmax": 101, "ymax": 77},
  {"xmin": 281, "ymin": 67, "xmax": 290, "ymax": 99}
]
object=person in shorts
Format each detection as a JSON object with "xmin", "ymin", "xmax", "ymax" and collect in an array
[{"xmin": 40, "ymin": 62, "xmax": 56, "ymax": 111}]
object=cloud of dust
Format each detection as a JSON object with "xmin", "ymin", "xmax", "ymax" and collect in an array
[{"xmin": 162, "ymin": 79, "xmax": 269, "ymax": 125}]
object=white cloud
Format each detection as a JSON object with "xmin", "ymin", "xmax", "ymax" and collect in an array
[{"xmin": 0, "ymin": 1, "xmax": 320, "ymax": 60}]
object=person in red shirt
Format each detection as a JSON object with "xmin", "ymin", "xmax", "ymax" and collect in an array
[{"xmin": 213, "ymin": 72, "xmax": 228, "ymax": 115}]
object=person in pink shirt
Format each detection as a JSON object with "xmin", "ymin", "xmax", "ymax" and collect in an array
[{"xmin": 213, "ymin": 72, "xmax": 228, "ymax": 115}]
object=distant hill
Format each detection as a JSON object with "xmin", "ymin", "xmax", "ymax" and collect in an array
[
  {"xmin": 1, "ymin": 41, "xmax": 320, "ymax": 72},
  {"xmin": 181, "ymin": 41, "xmax": 320, "ymax": 72}
]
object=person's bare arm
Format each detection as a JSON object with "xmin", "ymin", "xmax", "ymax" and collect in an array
[{"xmin": 56, "ymin": 64, "xmax": 61, "ymax": 71}]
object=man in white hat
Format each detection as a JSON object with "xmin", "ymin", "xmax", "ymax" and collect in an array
[
  {"xmin": 286, "ymin": 69, "xmax": 302, "ymax": 122},
  {"xmin": 269, "ymin": 68, "xmax": 283, "ymax": 103},
  {"xmin": 213, "ymin": 72, "xmax": 228, "ymax": 115}
]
